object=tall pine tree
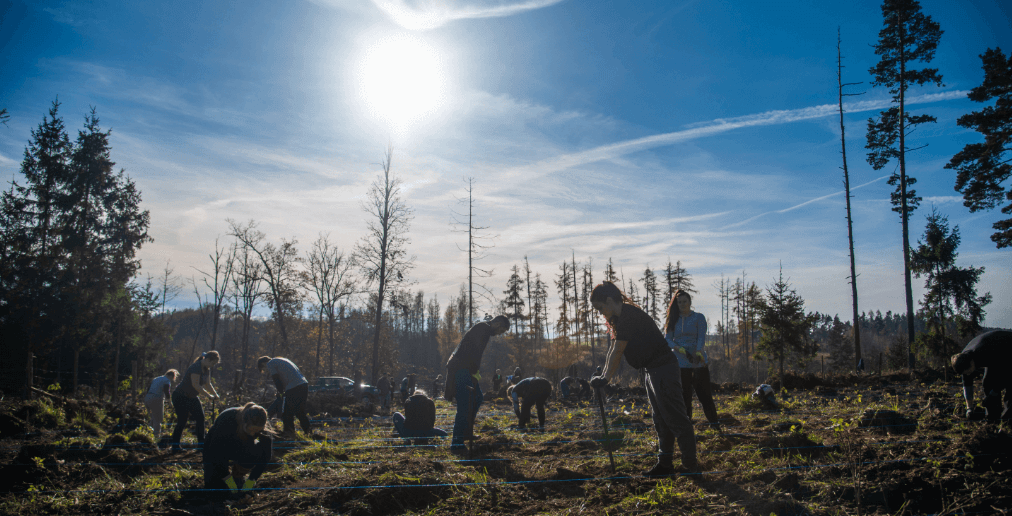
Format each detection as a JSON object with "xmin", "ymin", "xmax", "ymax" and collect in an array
[{"xmin": 866, "ymin": 0, "xmax": 943, "ymax": 370}]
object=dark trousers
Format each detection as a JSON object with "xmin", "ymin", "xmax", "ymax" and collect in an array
[
  {"xmin": 392, "ymin": 412, "xmax": 449, "ymax": 443},
  {"xmin": 644, "ymin": 362, "xmax": 697, "ymax": 467},
  {"xmin": 283, "ymin": 384, "xmax": 311, "ymax": 434},
  {"xmin": 519, "ymin": 395, "xmax": 549, "ymax": 429},
  {"xmin": 982, "ymin": 370, "xmax": 1011, "ymax": 421},
  {"xmin": 170, "ymin": 390, "xmax": 205, "ymax": 446},
  {"xmin": 451, "ymin": 369, "xmax": 482, "ymax": 448},
  {"xmin": 680, "ymin": 367, "xmax": 719, "ymax": 424},
  {"xmin": 203, "ymin": 435, "xmax": 273, "ymax": 489}
]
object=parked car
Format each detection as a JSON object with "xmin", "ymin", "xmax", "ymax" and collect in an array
[{"xmin": 309, "ymin": 376, "xmax": 381, "ymax": 404}]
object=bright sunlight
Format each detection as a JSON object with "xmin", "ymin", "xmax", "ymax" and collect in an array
[{"xmin": 357, "ymin": 33, "xmax": 447, "ymax": 130}]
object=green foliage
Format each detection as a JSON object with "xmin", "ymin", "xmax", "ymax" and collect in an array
[
  {"xmin": 754, "ymin": 266, "xmax": 818, "ymax": 377},
  {"xmin": 946, "ymin": 47, "xmax": 1012, "ymax": 248}
]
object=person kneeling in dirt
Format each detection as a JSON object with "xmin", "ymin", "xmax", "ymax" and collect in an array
[
  {"xmin": 751, "ymin": 384, "xmax": 778, "ymax": 409},
  {"xmin": 559, "ymin": 376, "xmax": 578, "ymax": 400},
  {"xmin": 444, "ymin": 315, "xmax": 510, "ymax": 451},
  {"xmin": 952, "ymin": 330, "xmax": 1012, "ymax": 421},
  {"xmin": 393, "ymin": 390, "xmax": 448, "ymax": 444},
  {"xmin": 203, "ymin": 402, "xmax": 273, "ymax": 497},
  {"xmin": 258, "ymin": 356, "xmax": 311, "ymax": 439},
  {"xmin": 509, "ymin": 377, "xmax": 553, "ymax": 430}
]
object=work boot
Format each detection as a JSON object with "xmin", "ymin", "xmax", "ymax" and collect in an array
[
  {"xmin": 645, "ymin": 457, "xmax": 676, "ymax": 478},
  {"xmin": 675, "ymin": 460, "xmax": 701, "ymax": 476}
]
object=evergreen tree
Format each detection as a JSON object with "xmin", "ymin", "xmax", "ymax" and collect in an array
[
  {"xmin": 825, "ymin": 315, "xmax": 855, "ymax": 372},
  {"xmin": 503, "ymin": 264, "xmax": 526, "ymax": 334},
  {"xmin": 910, "ymin": 208, "xmax": 991, "ymax": 362},
  {"xmin": 755, "ymin": 266, "xmax": 818, "ymax": 378},
  {"xmin": 641, "ymin": 266, "xmax": 659, "ymax": 324},
  {"xmin": 555, "ymin": 261, "xmax": 572, "ymax": 338},
  {"xmin": 663, "ymin": 259, "xmax": 696, "ymax": 301},
  {"xmin": 945, "ymin": 47, "xmax": 1012, "ymax": 248},
  {"xmin": 866, "ymin": 0, "xmax": 944, "ymax": 369}
]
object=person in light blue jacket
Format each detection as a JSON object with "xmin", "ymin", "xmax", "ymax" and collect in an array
[{"xmin": 664, "ymin": 290, "xmax": 719, "ymax": 427}]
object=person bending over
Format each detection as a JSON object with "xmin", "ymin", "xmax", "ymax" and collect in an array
[
  {"xmin": 258, "ymin": 356, "xmax": 311, "ymax": 438},
  {"xmin": 952, "ymin": 330, "xmax": 1012, "ymax": 421},
  {"xmin": 170, "ymin": 351, "xmax": 220, "ymax": 452},
  {"xmin": 444, "ymin": 315, "xmax": 510, "ymax": 451},
  {"xmin": 393, "ymin": 391, "xmax": 448, "ymax": 444},
  {"xmin": 509, "ymin": 377, "xmax": 553, "ymax": 430},
  {"xmin": 144, "ymin": 369, "xmax": 177, "ymax": 444},
  {"xmin": 590, "ymin": 281, "xmax": 698, "ymax": 477},
  {"xmin": 559, "ymin": 376, "xmax": 578, "ymax": 400},
  {"xmin": 203, "ymin": 402, "xmax": 273, "ymax": 496},
  {"xmin": 664, "ymin": 290, "xmax": 719, "ymax": 428}
]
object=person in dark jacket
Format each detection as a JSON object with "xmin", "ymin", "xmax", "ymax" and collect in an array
[
  {"xmin": 432, "ymin": 375, "xmax": 443, "ymax": 398},
  {"xmin": 170, "ymin": 351, "xmax": 220, "ymax": 452},
  {"xmin": 952, "ymin": 330, "xmax": 1012, "ymax": 421},
  {"xmin": 258, "ymin": 356, "xmax": 310, "ymax": 438},
  {"xmin": 577, "ymin": 377, "xmax": 592, "ymax": 398},
  {"xmin": 444, "ymin": 315, "xmax": 510, "ymax": 450},
  {"xmin": 393, "ymin": 391, "xmax": 448, "ymax": 444},
  {"xmin": 590, "ymin": 281, "xmax": 697, "ymax": 477},
  {"xmin": 559, "ymin": 377, "xmax": 578, "ymax": 400},
  {"xmin": 203, "ymin": 402, "xmax": 273, "ymax": 495},
  {"xmin": 508, "ymin": 377, "xmax": 553, "ymax": 429}
]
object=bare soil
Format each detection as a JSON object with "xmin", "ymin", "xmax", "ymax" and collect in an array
[{"xmin": 1, "ymin": 371, "xmax": 1008, "ymax": 515}]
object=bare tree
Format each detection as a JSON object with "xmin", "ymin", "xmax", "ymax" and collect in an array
[
  {"xmin": 193, "ymin": 237, "xmax": 234, "ymax": 351},
  {"xmin": 304, "ymin": 233, "xmax": 356, "ymax": 379},
  {"xmin": 354, "ymin": 147, "xmax": 414, "ymax": 384},
  {"xmin": 157, "ymin": 259, "xmax": 183, "ymax": 316},
  {"xmin": 228, "ymin": 219, "xmax": 300, "ymax": 352},
  {"xmin": 837, "ymin": 28, "xmax": 865, "ymax": 370},
  {"xmin": 230, "ymin": 240, "xmax": 266, "ymax": 389},
  {"xmin": 451, "ymin": 177, "xmax": 496, "ymax": 326}
]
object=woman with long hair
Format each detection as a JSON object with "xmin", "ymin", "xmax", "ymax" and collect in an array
[
  {"xmin": 590, "ymin": 281, "xmax": 698, "ymax": 476},
  {"xmin": 203, "ymin": 402, "xmax": 274, "ymax": 495},
  {"xmin": 169, "ymin": 350, "xmax": 220, "ymax": 453},
  {"xmin": 664, "ymin": 290, "xmax": 719, "ymax": 428}
]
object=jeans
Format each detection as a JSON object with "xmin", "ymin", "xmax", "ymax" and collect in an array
[
  {"xmin": 283, "ymin": 384, "xmax": 311, "ymax": 434},
  {"xmin": 451, "ymin": 368, "xmax": 482, "ymax": 448},
  {"xmin": 144, "ymin": 393, "xmax": 166, "ymax": 436},
  {"xmin": 392, "ymin": 412, "xmax": 448, "ymax": 443}
]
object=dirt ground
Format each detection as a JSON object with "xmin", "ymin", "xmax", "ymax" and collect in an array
[{"xmin": 0, "ymin": 371, "xmax": 1008, "ymax": 515}]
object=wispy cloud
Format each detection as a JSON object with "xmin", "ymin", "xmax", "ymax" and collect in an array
[
  {"xmin": 719, "ymin": 174, "xmax": 891, "ymax": 230},
  {"xmin": 508, "ymin": 90, "xmax": 969, "ymax": 178},
  {"xmin": 369, "ymin": 0, "xmax": 566, "ymax": 30}
]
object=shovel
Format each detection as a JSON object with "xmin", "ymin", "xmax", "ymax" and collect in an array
[{"xmin": 595, "ymin": 386, "xmax": 616, "ymax": 473}]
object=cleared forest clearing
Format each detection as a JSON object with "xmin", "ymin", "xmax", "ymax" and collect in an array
[{"xmin": 1, "ymin": 371, "xmax": 1009, "ymax": 515}]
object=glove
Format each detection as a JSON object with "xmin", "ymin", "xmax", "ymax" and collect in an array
[
  {"xmin": 241, "ymin": 479, "xmax": 256, "ymax": 491},
  {"xmin": 677, "ymin": 347, "xmax": 687, "ymax": 356},
  {"xmin": 590, "ymin": 376, "xmax": 608, "ymax": 389},
  {"xmin": 694, "ymin": 352, "xmax": 705, "ymax": 363},
  {"xmin": 223, "ymin": 475, "xmax": 238, "ymax": 493}
]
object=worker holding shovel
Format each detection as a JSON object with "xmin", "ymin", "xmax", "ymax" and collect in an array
[{"xmin": 590, "ymin": 281, "xmax": 699, "ymax": 477}]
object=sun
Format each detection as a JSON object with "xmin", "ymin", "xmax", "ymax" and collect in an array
[{"xmin": 357, "ymin": 34, "xmax": 447, "ymax": 130}]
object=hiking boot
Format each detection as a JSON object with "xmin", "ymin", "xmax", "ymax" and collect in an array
[
  {"xmin": 644, "ymin": 462, "xmax": 676, "ymax": 477},
  {"xmin": 675, "ymin": 461, "xmax": 702, "ymax": 477}
]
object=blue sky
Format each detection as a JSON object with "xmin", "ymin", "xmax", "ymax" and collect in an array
[{"xmin": 1, "ymin": 0, "xmax": 1010, "ymax": 328}]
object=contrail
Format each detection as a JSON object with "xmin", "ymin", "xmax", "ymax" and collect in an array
[
  {"xmin": 508, "ymin": 90, "xmax": 968, "ymax": 178},
  {"xmin": 720, "ymin": 174, "xmax": 891, "ymax": 230}
]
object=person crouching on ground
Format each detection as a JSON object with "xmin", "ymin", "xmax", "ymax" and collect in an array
[
  {"xmin": 444, "ymin": 315, "xmax": 510, "ymax": 451},
  {"xmin": 559, "ymin": 376, "xmax": 578, "ymax": 400},
  {"xmin": 508, "ymin": 377, "xmax": 553, "ymax": 430},
  {"xmin": 170, "ymin": 351, "xmax": 220, "ymax": 452},
  {"xmin": 952, "ymin": 330, "xmax": 1012, "ymax": 421},
  {"xmin": 393, "ymin": 390, "xmax": 448, "ymax": 444},
  {"xmin": 144, "ymin": 369, "xmax": 178, "ymax": 446},
  {"xmin": 589, "ymin": 281, "xmax": 698, "ymax": 476},
  {"xmin": 203, "ymin": 402, "xmax": 273, "ymax": 496},
  {"xmin": 257, "ymin": 356, "xmax": 311, "ymax": 439},
  {"xmin": 664, "ymin": 289, "xmax": 719, "ymax": 430}
]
